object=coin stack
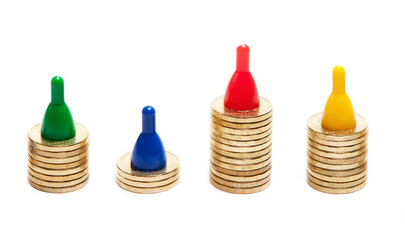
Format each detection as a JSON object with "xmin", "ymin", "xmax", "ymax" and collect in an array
[
  {"xmin": 209, "ymin": 96, "xmax": 273, "ymax": 194},
  {"xmin": 306, "ymin": 113, "xmax": 368, "ymax": 194},
  {"xmin": 28, "ymin": 123, "xmax": 90, "ymax": 193}
]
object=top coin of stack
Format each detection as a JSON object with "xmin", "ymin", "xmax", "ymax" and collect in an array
[
  {"xmin": 306, "ymin": 66, "xmax": 368, "ymax": 194},
  {"xmin": 209, "ymin": 44, "xmax": 273, "ymax": 194},
  {"xmin": 116, "ymin": 106, "xmax": 180, "ymax": 194},
  {"xmin": 28, "ymin": 76, "xmax": 90, "ymax": 193}
]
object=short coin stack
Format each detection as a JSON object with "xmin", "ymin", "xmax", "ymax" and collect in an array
[
  {"xmin": 306, "ymin": 113, "xmax": 368, "ymax": 194},
  {"xmin": 209, "ymin": 96, "xmax": 273, "ymax": 194},
  {"xmin": 28, "ymin": 123, "xmax": 90, "ymax": 193},
  {"xmin": 116, "ymin": 151, "xmax": 180, "ymax": 194}
]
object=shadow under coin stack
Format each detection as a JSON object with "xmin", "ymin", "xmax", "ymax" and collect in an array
[
  {"xmin": 28, "ymin": 77, "xmax": 90, "ymax": 193},
  {"xmin": 306, "ymin": 66, "xmax": 368, "ymax": 194},
  {"xmin": 116, "ymin": 106, "xmax": 180, "ymax": 194},
  {"xmin": 209, "ymin": 44, "xmax": 273, "ymax": 194}
]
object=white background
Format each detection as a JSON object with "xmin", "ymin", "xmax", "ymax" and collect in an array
[{"xmin": 0, "ymin": 0, "xmax": 404, "ymax": 239}]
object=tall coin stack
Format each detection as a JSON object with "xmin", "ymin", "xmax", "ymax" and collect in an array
[{"xmin": 210, "ymin": 96, "xmax": 273, "ymax": 194}]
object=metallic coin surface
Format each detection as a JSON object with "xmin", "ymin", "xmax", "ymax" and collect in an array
[
  {"xmin": 307, "ymin": 150, "xmax": 367, "ymax": 165},
  {"xmin": 308, "ymin": 162, "xmax": 367, "ymax": 177},
  {"xmin": 307, "ymin": 178, "xmax": 366, "ymax": 194},
  {"xmin": 307, "ymin": 156, "xmax": 367, "ymax": 171},
  {"xmin": 211, "ymin": 161, "xmax": 272, "ymax": 176},
  {"xmin": 211, "ymin": 115, "xmax": 272, "ymax": 129},
  {"xmin": 211, "ymin": 132, "xmax": 272, "ymax": 147},
  {"xmin": 307, "ymin": 169, "xmax": 367, "ymax": 182},
  {"xmin": 211, "ymin": 126, "xmax": 272, "ymax": 141},
  {"xmin": 28, "ymin": 123, "xmax": 89, "ymax": 152},
  {"xmin": 210, "ymin": 167, "xmax": 271, "ymax": 182},
  {"xmin": 28, "ymin": 177, "xmax": 89, "ymax": 193},
  {"xmin": 211, "ymin": 144, "xmax": 271, "ymax": 158},
  {"xmin": 117, "ymin": 173, "xmax": 179, "ymax": 188},
  {"xmin": 28, "ymin": 156, "xmax": 88, "ymax": 169},
  {"xmin": 28, "ymin": 144, "xmax": 89, "ymax": 158},
  {"xmin": 307, "ymin": 144, "xmax": 367, "ymax": 159},
  {"xmin": 116, "ymin": 151, "xmax": 180, "ymax": 182},
  {"xmin": 210, "ymin": 177, "xmax": 270, "ymax": 194},
  {"xmin": 28, "ymin": 161, "xmax": 88, "ymax": 176},
  {"xmin": 210, "ymin": 156, "xmax": 272, "ymax": 171},
  {"xmin": 210, "ymin": 172, "xmax": 271, "ymax": 188},
  {"xmin": 210, "ymin": 137, "xmax": 272, "ymax": 153},
  {"xmin": 116, "ymin": 178, "xmax": 179, "ymax": 194},
  {"xmin": 307, "ymin": 172, "xmax": 367, "ymax": 188},
  {"xmin": 210, "ymin": 149, "xmax": 272, "ymax": 165},
  {"xmin": 307, "ymin": 113, "xmax": 368, "ymax": 141},
  {"xmin": 308, "ymin": 132, "xmax": 368, "ymax": 147},
  {"xmin": 29, "ymin": 172, "xmax": 89, "ymax": 188},
  {"xmin": 28, "ymin": 167, "xmax": 89, "ymax": 181},
  {"xmin": 307, "ymin": 139, "xmax": 367, "ymax": 153},
  {"xmin": 211, "ymin": 121, "xmax": 272, "ymax": 136},
  {"xmin": 28, "ymin": 150, "xmax": 89, "ymax": 164},
  {"xmin": 211, "ymin": 96, "xmax": 273, "ymax": 123}
]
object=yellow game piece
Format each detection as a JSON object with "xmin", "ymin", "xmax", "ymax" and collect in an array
[{"xmin": 321, "ymin": 66, "xmax": 356, "ymax": 131}]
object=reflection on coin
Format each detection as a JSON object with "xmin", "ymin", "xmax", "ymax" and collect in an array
[
  {"xmin": 116, "ymin": 151, "xmax": 180, "ymax": 182},
  {"xmin": 28, "ymin": 150, "xmax": 89, "ymax": 164},
  {"xmin": 307, "ymin": 172, "xmax": 367, "ymax": 188},
  {"xmin": 307, "ymin": 113, "xmax": 368, "ymax": 141},
  {"xmin": 29, "ymin": 172, "xmax": 89, "ymax": 188},
  {"xmin": 307, "ymin": 156, "xmax": 367, "ymax": 171},
  {"xmin": 307, "ymin": 139, "xmax": 367, "ymax": 153},
  {"xmin": 211, "ymin": 126, "xmax": 272, "ymax": 141},
  {"xmin": 28, "ymin": 123, "xmax": 89, "ymax": 152},
  {"xmin": 211, "ymin": 144, "xmax": 271, "ymax": 158},
  {"xmin": 210, "ymin": 137, "xmax": 272, "ymax": 153},
  {"xmin": 210, "ymin": 149, "xmax": 272, "ymax": 165},
  {"xmin": 28, "ymin": 156, "xmax": 88, "ymax": 169},
  {"xmin": 28, "ymin": 177, "xmax": 89, "ymax": 193},
  {"xmin": 28, "ymin": 144, "xmax": 88, "ymax": 158},
  {"xmin": 211, "ymin": 115, "xmax": 272, "ymax": 129},
  {"xmin": 210, "ymin": 132, "xmax": 272, "ymax": 147},
  {"xmin": 307, "ymin": 178, "xmax": 366, "ymax": 194},
  {"xmin": 210, "ymin": 171, "xmax": 271, "ymax": 188},
  {"xmin": 307, "ymin": 169, "xmax": 366, "ymax": 182},
  {"xmin": 116, "ymin": 178, "xmax": 179, "ymax": 194},
  {"xmin": 211, "ymin": 121, "xmax": 272, "ymax": 136},
  {"xmin": 28, "ymin": 161, "xmax": 88, "ymax": 176},
  {"xmin": 307, "ymin": 162, "xmax": 367, "ymax": 177},
  {"xmin": 117, "ymin": 174, "xmax": 178, "ymax": 188},
  {"xmin": 210, "ymin": 167, "xmax": 270, "ymax": 182},
  {"xmin": 307, "ymin": 132, "xmax": 368, "ymax": 147},
  {"xmin": 211, "ymin": 96, "xmax": 273, "ymax": 123},
  {"xmin": 307, "ymin": 144, "xmax": 367, "ymax": 159},
  {"xmin": 28, "ymin": 167, "xmax": 89, "ymax": 182},
  {"xmin": 210, "ymin": 177, "xmax": 270, "ymax": 194},
  {"xmin": 211, "ymin": 161, "xmax": 272, "ymax": 176},
  {"xmin": 307, "ymin": 150, "xmax": 367, "ymax": 165},
  {"xmin": 210, "ymin": 156, "xmax": 272, "ymax": 171}
]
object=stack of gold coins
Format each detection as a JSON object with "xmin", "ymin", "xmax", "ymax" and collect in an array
[
  {"xmin": 209, "ymin": 96, "xmax": 273, "ymax": 194},
  {"xmin": 28, "ymin": 123, "xmax": 90, "ymax": 193},
  {"xmin": 306, "ymin": 113, "xmax": 368, "ymax": 194},
  {"xmin": 116, "ymin": 151, "xmax": 180, "ymax": 194}
]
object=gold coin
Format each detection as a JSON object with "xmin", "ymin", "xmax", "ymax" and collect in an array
[
  {"xmin": 210, "ymin": 137, "xmax": 272, "ymax": 153},
  {"xmin": 210, "ymin": 166, "xmax": 271, "ymax": 182},
  {"xmin": 211, "ymin": 96, "xmax": 273, "ymax": 123},
  {"xmin": 28, "ymin": 123, "xmax": 89, "ymax": 152},
  {"xmin": 307, "ymin": 169, "xmax": 367, "ymax": 183},
  {"xmin": 210, "ymin": 149, "xmax": 272, "ymax": 165},
  {"xmin": 28, "ymin": 156, "xmax": 88, "ymax": 169},
  {"xmin": 28, "ymin": 177, "xmax": 88, "ymax": 193},
  {"xmin": 28, "ymin": 149, "xmax": 89, "ymax": 164},
  {"xmin": 28, "ymin": 161, "xmax": 88, "ymax": 176},
  {"xmin": 211, "ymin": 161, "xmax": 272, "ymax": 176},
  {"xmin": 116, "ymin": 178, "xmax": 179, "ymax": 194},
  {"xmin": 307, "ymin": 145, "xmax": 367, "ymax": 159},
  {"xmin": 28, "ymin": 167, "xmax": 89, "ymax": 181},
  {"xmin": 210, "ymin": 156, "xmax": 272, "ymax": 170},
  {"xmin": 117, "ymin": 173, "xmax": 178, "ymax": 188},
  {"xmin": 116, "ymin": 151, "xmax": 180, "ymax": 182},
  {"xmin": 307, "ymin": 150, "xmax": 367, "ymax": 165},
  {"xmin": 210, "ymin": 177, "xmax": 270, "ymax": 194},
  {"xmin": 307, "ymin": 178, "xmax": 366, "ymax": 194},
  {"xmin": 307, "ymin": 138, "xmax": 367, "ymax": 153},
  {"xmin": 29, "ymin": 172, "xmax": 89, "ymax": 188},
  {"xmin": 210, "ymin": 171, "xmax": 271, "ymax": 188},
  {"xmin": 308, "ymin": 132, "xmax": 368, "ymax": 147},
  {"xmin": 211, "ymin": 121, "xmax": 272, "ymax": 136},
  {"xmin": 211, "ymin": 132, "xmax": 272, "ymax": 147},
  {"xmin": 307, "ymin": 161, "xmax": 367, "ymax": 177},
  {"xmin": 307, "ymin": 156, "xmax": 367, "ymax": 171},
  {"xmin": 211, "ymin": 126, "xmax": 272, "ymax": 141},
  {"xmin": 211, "ymin": 144, "xmax": 271, "ymax": 159},
  {"xmin": 211, "ymin": 115, "xmax": 272, "ymax": 129},
  {"xmin": 307, "ymin": 172, "xmax": 367, "ymax": 188},
  {"xmin": 28, "ymin": 144, "xmax": 89, "ymax": 158},
  {"xmin": 307, "ymin": 113, "xmax": 368, "ymax": 141}
]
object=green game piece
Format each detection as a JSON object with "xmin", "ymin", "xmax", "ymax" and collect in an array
[{"xmin": 41, "ymin": 76, "xmax": 76, "ymax": 140}]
